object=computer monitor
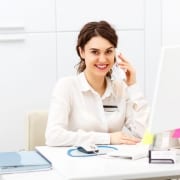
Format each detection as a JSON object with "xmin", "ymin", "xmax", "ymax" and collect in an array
[{"xmin": 149, "ymin": 46, "xmax": 180, "ymax": 133}]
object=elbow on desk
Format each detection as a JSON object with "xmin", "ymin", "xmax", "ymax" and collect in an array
[
  {"xmin": 45, "ymin": 131, "xmax": 63, "ymax": 147},
  {"xmin": 45, "ymin": 128, "xmax": 74, "ymax": 147}
]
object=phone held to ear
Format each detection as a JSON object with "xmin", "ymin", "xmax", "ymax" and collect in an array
[{"xmin": 112, "ymin": 62, "xmax": 126, "ymax": 81}]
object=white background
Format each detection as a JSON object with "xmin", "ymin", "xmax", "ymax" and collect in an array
[{"xmin": 0, "ymin": 0, "xmax": 179, "ymax": 151}]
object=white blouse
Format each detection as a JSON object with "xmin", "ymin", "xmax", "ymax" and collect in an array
[{"xmin": 45, "ymin": 72, "xmax": 150, "ymax": 146}]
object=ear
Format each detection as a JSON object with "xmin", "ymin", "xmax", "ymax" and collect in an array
[{"xmin": 78, "ymin": 47, "xmax": 85, "ymax": 59}]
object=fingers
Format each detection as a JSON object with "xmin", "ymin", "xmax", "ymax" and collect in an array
[
  {"xmin": 116, "ymin": 52, "xmax": 136, "ymax": 86},
  {"xmin": 110, "ymin": 132, "xmax": 141, "ymax": 145},
  {"xmin": 118, "ymin": 132, "xmax": 141, "ymax": 144},
  {"xmin": 117, "ymin": 53, "xmax": 129, "ymax": 63},
  {"xmin": 121, "ymin": 134, "xmax": 141, "ymax": 144},
  {"xmin": 117, "ymin": 53, "xmax": 129, "ymax": 72},
  {"xmin": 120, "ymin": 139, "xmax": 137, "ymax": 145}
]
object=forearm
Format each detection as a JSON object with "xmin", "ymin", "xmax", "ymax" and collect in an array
[{"xmin": 45, "ymin": 126, "xmax": 110, "ymax": 146}]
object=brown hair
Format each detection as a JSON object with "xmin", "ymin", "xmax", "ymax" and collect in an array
[{"xmin": 75, "ymin": 20, "xmax": 118, "ymax": 77}]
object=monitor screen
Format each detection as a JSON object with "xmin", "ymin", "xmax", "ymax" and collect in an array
[{"xmin": 149, "ymin": 46, "xmax": 180, "ymax": 133}]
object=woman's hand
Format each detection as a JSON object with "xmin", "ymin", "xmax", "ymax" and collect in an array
[
  {"xmin": 110, "ymin": 131, "xmax": 141, "ymax": 145},
  {"xmin": 117, "ymin": 53, "xmax": 136, "ymax": 86}
]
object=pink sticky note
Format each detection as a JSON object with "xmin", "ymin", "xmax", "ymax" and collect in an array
[{"xmin": 172, "ymin": 128, "xmax": 180, "ymax": 138}]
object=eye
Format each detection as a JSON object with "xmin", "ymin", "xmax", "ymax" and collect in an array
[
  {"xmin": 105, "ymin": 49, "xmax": 113, "ymax": 55},
  {"xmin": 91, "ymin": 50, "xmax": 99, "ymax": 55}
]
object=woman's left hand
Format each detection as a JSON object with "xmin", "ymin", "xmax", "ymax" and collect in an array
[{"xmin": 117, "ymin": 53, "xmax": 136, "ymax": 86}]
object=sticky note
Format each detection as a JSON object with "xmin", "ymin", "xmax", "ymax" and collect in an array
[
  {"xmin": 172, "ymin": 128, "xmax": 180, "ymax": 138},
  {"xmin": 142, "ymin": 130, "xmax": 154, "ymax": 145}
]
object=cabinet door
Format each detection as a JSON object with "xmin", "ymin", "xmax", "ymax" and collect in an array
[
  {"xmin": 56, "ymin": 0, "xmax": 144, "ymax": 31},
  {"xmin": 0, "ymin": 0, "xmax": 55, "ymax": 32},
  {"xmin": 0, "ymin": 33, "xmax": 56, "ymax": 151},
  {"xmin": 144, "ymin": 0, "xmax": 161, "ymax": 103},
  {"xmin": 57, "ymin": 32, "xmax": 79, "ymax": 78},
  {"xmin": 162, "ymin": 0, "xmax": 180, "ymax": 46}
]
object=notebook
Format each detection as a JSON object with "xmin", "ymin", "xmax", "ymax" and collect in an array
[
  {"xmin": 107, "ymin": 144, "xmax": 149, "ymax": 160},
  {"xmin": 0, "ymin": 150, "xmax": 52, "ymax": 174}
]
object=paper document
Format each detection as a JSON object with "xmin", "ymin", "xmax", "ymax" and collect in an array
[{"xmin": 107, "ymin": 144, "xmax": 149, "ymax": 160}]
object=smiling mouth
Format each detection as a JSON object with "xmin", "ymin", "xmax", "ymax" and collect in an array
[{"xmin": 95, "ymin": 64, "xmax": 109, "ymax": 70}]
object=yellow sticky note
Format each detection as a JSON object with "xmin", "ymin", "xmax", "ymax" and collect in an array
[{"xmin": 142, "ymin": 130, "xmax": 154, "ymax": 145}]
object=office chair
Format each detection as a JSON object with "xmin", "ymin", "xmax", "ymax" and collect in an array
[{"xmin": 25, "ymin": 111, "xmax": 48, "ymax": 150}]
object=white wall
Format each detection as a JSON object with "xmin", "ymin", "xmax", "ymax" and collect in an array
[
  {"xmin": 0, "ymin": 0, "xmax": 179, "ymax": 151},
  {"xmin": 0, "ymin": 0, "xmax": 57, "ymax": 151},
  {"xmin": 145, "ymin": 0, "xmax": 180, "ymax": 102},
  {"xmin": 162, "ymin": 0, "xmax": 180, "ymax": 46}
]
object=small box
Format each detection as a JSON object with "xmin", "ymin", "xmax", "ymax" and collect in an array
[{"xmin": 149, "ymin": 150, "xmax": 176, "ymax": 164}]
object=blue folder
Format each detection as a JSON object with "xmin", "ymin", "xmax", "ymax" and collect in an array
[{"xmin": 0, "ymin": 150, "xmax": 52, "ymax": 174}]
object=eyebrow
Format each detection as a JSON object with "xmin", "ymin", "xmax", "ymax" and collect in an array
[{"xmin": 89, "ymin": 47, "xmax": 114, "ymax": 51}]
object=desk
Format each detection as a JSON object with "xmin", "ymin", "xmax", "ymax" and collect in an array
[
  {"xmin": 38, "ymin": 146, "xmax": 180, "ymax": 180},
  {"xmin": 1, "ymin": 170, "xmax": 61, "ymax": 180},
  {"xmin": 2, "ymin": 146, "xmax": 180, "ymax": 180}
]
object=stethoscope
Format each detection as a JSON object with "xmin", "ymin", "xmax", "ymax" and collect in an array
[{"xmin": 67, "ymin": 145, "xmax": 118, "ymax": 157}]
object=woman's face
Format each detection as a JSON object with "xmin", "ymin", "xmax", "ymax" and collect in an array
[{"xmin": 79, "ymin": 36, "xmax": 115, "ymax": 78}]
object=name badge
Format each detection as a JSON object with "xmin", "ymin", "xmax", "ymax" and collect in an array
[{"xmin": 103, "ymin": 105, "xmax": 118, "ymax": 112}]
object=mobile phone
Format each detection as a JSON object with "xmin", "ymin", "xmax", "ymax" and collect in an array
[{"xmin": 112, "ymin": 62, "xmax": 126, "ymax": 81}]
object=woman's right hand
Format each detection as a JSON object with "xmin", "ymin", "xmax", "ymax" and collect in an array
[{"xmin": 110, "ymin": 131, "xmax": 141, "ymax": 145}]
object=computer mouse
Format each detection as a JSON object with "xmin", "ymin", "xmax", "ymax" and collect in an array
[{"xmin": 77, "ymin": 144, "xmax": 99, "ymax": 154}]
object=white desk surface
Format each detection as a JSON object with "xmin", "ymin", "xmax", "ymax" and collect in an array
[
  {"xmin": 1, "ymin": 170, "xmax": 61, "ymax": 180},
  {"xmin": 2, "ymin": 145, "xmax": 180, "ymax": 180},
  {"xmin": 38, "ymin": 146, "xmax": 180, "ymax": 180}
]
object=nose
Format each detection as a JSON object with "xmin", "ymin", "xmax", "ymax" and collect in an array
[{"xmin": 98, "ymin": 54, "xmax": 107, "ymax": 62}]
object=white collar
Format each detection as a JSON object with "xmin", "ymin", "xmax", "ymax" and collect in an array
[{"xmin": 78, "ymin": 72, "xmax": 114, "ymax": 98}]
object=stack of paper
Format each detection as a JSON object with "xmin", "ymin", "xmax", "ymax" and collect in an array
[
  {"xmin": 0, "ymin": 150, "xmax": 52, "ymax": 174},
  {"xmin": 107, "ymin": 144, "xmax": 149, "ymax": 160}
]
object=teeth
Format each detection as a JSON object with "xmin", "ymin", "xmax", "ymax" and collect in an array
[{"xmin": 96, "ymin": 65, "xmax": 107, "ymax": 68}]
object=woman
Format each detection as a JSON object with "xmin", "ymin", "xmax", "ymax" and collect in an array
[{"xmin": 45, "ymin": 20, "xmax": 149, "ymax": 146}]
